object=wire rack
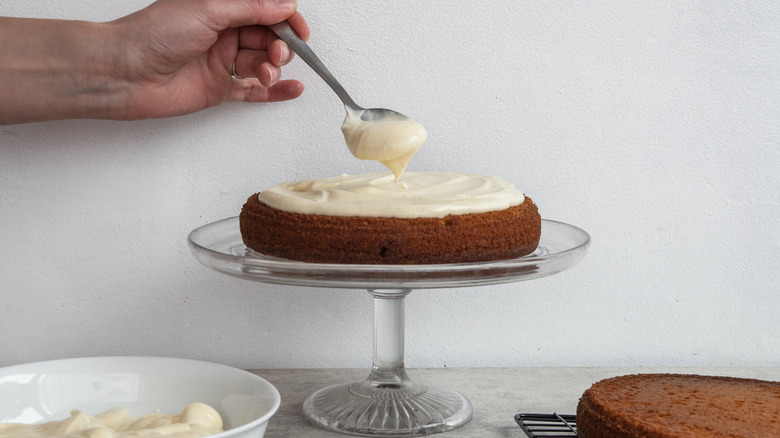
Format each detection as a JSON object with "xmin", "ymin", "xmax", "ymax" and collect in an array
[{"xmin": 515, "ymin": 413, "xmax": 577, "ymax": 438}]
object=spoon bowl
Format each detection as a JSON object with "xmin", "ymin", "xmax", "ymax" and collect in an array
[{"xmin": 352, "ymin": 107, "xmax": 408, "ymax": 122}]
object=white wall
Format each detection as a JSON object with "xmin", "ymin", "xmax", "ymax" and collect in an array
[{"xmin": 1, "ymin": 0, "xmax": 777, "ymax": 370}]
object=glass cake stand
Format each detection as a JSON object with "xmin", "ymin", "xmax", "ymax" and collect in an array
[{"xmin": 187, "ymin": 217, "xmax": 590, "ymax": 437}]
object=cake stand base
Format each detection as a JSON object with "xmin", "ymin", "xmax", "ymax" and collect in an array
[
  {"xmin": 303, "ymin": 289, "xmax": 473, "ymax": 436},
  {"xmin": 303, "ymin": 372, "xmax": 472, "ymax": 436}
]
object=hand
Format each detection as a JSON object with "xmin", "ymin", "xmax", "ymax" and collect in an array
[
  {"xmin": 111, "ymin": 0, "xmax": 310, "ymax": 120},
  {"xmin": 0, "ymin": 0, "xmax": 310, "ymax": 124}
]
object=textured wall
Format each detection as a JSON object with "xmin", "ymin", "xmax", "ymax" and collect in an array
[{"xmin": 1, "ymin": 0, "xmax": 778, "ymax": 369}]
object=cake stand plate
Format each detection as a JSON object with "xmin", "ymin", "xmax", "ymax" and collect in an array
[
  {"xmin": 188, "ymin": 217, "xmax": 589, "ymax": 290},
  {"xmin": 188, "ymin": 217, "xmax": 590, "ymax": 436}
]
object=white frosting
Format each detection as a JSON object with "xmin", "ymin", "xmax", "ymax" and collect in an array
[
  {"xmin": 257, "ymin": 171, "xmax": 525, "ymax": 219},
  {"xmin": 341, "ymin": 108, "xmax": 427, "ymax": 181},
  {"xmin": 0, "ymin": 403, "xmax": 223, "ymax": 438}
]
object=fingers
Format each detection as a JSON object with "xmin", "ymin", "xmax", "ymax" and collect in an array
[
  {"xmin": 229, "ymin": 79, "xmax": 304, "ymax": 103},
  {"xmin": 212, "ymin": 3, "xmax": 311, "ymax": 97},
  {"xmin": 264, "ymin": 79, "xmax": 305, "ymax": 102},
  {"xmin": 238, "ymin": 28, "xmax": 294, "ymax": 66},
  {"xmin": 232, "ymin": 45, "xmax": 291, "ymax": 87},
  {"xmin": 268, "ymin": 39, "xmax": 293, "ymax": 67},
  {"xmin": 235, "ymin": 12, "xmax": 308, "ymax": 49},
  {"xmin": 286, "ymin": 11, "xmax": 310, "ymax": 41}
]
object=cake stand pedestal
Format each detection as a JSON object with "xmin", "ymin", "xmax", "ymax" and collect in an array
[{"xmin": 188, "ymin": 217, "xmax": 589, "ymax": 436}]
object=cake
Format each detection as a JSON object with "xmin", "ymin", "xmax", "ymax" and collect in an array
[
  {"xmin": 239, "ymin": 171, "xmax": 541, "ymax": 264},
  {"xmin": 576, "ymin": 373, "xmax": 780, "ymax": 437}
]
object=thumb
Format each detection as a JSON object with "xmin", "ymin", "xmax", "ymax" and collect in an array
[{"xmin": 207, "ymin": 0, "xmax": 298, "ymax": 29}]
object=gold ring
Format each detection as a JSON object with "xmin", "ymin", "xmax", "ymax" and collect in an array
[{"xmin": 231, "ymin": 61, "xmax": 244, "ymax": 79}]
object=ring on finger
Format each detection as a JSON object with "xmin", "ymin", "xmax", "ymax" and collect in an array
[{"xmin": 230, "ymin": 61, "xmax": 244, "ymax": 79}]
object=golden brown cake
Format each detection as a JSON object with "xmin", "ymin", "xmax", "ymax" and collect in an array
[
  {"xmin": 577, "ymin": 373, "xmax": 780, "ymax": 438},
  {"xmin": 239, "ymin": 172, "xmax": 541, "ymax": 264}
]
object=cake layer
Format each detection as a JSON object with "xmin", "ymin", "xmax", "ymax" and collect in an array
[
  {"xmin": 240, "ymin": 194, "xmax": 540, "ymax": 264},
  {"xmin": 577, "ymin": 373, "xmax": 780, "ymax": 438}
]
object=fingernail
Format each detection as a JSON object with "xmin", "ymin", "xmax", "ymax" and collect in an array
[
  {"xmin": 267, "ymin": 65, "xmax": 279, "ymax": 83},
  {"xmin": 279, "ymin": 43, "xmax": 291, "ymax": 63},
  {"xmin": 275, "ymin": 0, "xmax": 296, "ymax": 7}
]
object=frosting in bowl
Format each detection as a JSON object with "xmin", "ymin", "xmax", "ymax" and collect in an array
[{"xmin": 0, "ymin": 403, "xmax": 222, "ymax": 438}]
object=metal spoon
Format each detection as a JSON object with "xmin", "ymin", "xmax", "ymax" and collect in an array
[{"xmin": 270, "ymin": 21, "xmax": 407, "ymax": 122}]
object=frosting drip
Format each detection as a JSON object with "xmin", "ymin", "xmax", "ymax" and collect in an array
[
  {"xmin": 341, "ymin": 109, "xmax": 427, "ymax": 181},
  {"xmin": 257, "ymin": 172, "xmax": 525, "ymax": 218}
]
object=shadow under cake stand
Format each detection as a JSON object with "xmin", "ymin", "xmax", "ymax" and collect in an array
[{"xmin": 188, "ymin": 217, "xmax": 590, "ymax": 437}]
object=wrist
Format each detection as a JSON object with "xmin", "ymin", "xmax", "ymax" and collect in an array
[{"xmin": 66, "ymin": 20, "xmax": 129, "ymax": 121}]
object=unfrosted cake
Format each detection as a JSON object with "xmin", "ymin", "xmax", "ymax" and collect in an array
[
  {"xmin": 576, "ymin": 373, "xmax": 780, "ymax": 438},
  {"xmin": 239, "ymin": 172, "xmax": 541, "ymax": 264}
]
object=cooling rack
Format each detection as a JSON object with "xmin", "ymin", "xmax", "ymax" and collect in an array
[{"xmin": 515, "ymin": 413, "xmax": 577, "ymax": 438}]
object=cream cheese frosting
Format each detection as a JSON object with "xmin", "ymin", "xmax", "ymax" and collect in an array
[
  {"xmin": 0, "ymin": 403, "xmax": 223, "ymax": 438},
  {"xmin": 341, "ymin": 108, "xmax": 427, "ymax": 181},
  {"xmin": 257, "ymin": 171, "xmax": 525, "ymax": 219}
]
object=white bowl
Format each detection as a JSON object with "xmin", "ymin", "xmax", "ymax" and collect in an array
[{"xmin": 0, "ymin": 356, "xmax": 281, "ymax": 438}]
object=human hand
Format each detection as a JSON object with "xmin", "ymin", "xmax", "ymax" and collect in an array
[{"xmin": 110, "ymin": 0, "xmax": 310, "ymax": 120}]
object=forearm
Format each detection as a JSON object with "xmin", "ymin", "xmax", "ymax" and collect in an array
[{"xmin": 0, "ymin": 17, "xmax": 124, "ymax": 124}]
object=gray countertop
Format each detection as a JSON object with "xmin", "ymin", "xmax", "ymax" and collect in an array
[{"xmin": 248, "ymin": 367, "xmax": 780, "ymax": 437}]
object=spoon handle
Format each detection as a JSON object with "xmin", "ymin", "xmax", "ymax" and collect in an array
[{"xmin": 270, "ymin": 22, "xmax": 359, "ymax": 110}]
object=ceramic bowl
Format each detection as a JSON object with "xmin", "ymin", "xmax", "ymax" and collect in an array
[{"xmin": 0, "ymin": 356, "xmax": 280, "ymax": 437}]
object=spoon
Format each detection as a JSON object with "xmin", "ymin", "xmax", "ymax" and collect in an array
[
  {"xmin": 270, "ymin": 21, "xmax": 427, "ymax": 181},
  {"xmin": 270, "ymin": 21, "xmax": 406, "ymax": 122}
]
